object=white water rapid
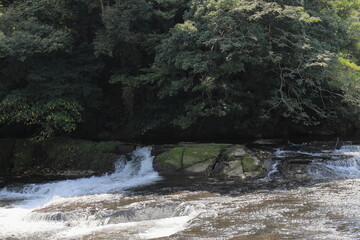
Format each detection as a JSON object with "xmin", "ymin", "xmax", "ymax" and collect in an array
[
  {"xmin": 315, "ymin": 145, "xmax": 360, "ymax": 178},
  {"xmin": 1, "ymin": 147, "xmax": 160, "ymax": 206},
  {"xmin": 274, "ymin": 144, "xmax": 360, "ymax": 180},
  {"xmin": 3, "ymin": 143, "xmax": 360, "ymax": 239},
  {"xmin": 0, "ymin": 147, "xmax": 200, "ymax": 239}
]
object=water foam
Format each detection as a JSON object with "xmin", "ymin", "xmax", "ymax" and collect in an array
[
  {"xmin": 310, "ymin": 145, "xmax": 360, "ymax": 179},
  {"xmin": 0, "ymin": 147, "xmax": 167, "ymax": 239},
  {"xmin": 0, "ymin": 147, "xmax": 161, "ymax": 208}
]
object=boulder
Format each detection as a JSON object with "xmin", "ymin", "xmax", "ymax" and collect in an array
[
  {"xmin": 222, "ymin": 160, "xmax": 245, "ymax": 178},
  {"xmin": 228, "ymin": 145, "xmax": 247, "ymax": 157},
  {"xmin": 242, "ymin": 154, "xmax": 261, "ymax": 172},
  {"xmin": 154, "ymin": 143, "xmax": 230, "ymax": 174},
  {"xmin": 185, "ymin": 158, "xmax": 216, "ymax": 174},
  {"xmin": 154, "ymin": 143, "xmax": 268, "ymax": 179}
]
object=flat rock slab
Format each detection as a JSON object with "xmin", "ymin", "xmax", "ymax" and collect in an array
[
  {"xmin": 222, "ymin": 160, "xmax": 244, "ymax": 178},
  {"xmin": 228, "ymin": 145, "xmax": 247, "ymax": 157},
  {"xmin": 185, "ymin": 159, "xmax": 216, "ymax": 174}
]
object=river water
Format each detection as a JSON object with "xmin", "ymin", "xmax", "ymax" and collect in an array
[{"xmin": 1, "ymin": 144, "xmax": 360, "ymax": 239}]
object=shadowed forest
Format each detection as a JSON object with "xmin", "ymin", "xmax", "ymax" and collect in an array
[{"xmin": 0, "ymin": 0, "xmax": 359, "ymax": 141}]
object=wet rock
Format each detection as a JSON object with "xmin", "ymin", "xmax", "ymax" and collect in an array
[
  {"xmin": 228, "ymin": 145, "xmax": 246, "ymax": 157},
  {"xmin": 26, "ymin": 212, "xmax": 68, "ymax": 222},
  {"xmin": 53, "ymin": 170, "xmax": 97, "ymax": 178},
  {"xmin": 293, "ymin": 141, "xmax": 352, "ymax": 151},
  {"xmin": 242, "ymin": 154, "xmax": 261, "ymax": 172},
  {"xmin": 153, "ymin": 146, "xmax": 185, "ymax": 171},
  {"xmin": 154, "ymin": 143, "xmax": 270, "ymax": 180},
  {"xmin": 151, "ymin": 144, "xmax": 176, "ymax": 157},
  {"xmin": 108, "ymin": 204, "xmax": 180, "ymax": 224},
  {"xmin": 210, "ymin": 162, "xmax": 224, "ymax": 175},
  {"xmin": 0, "ymin": 138, "xmax": 136, "ymax": 179},
  {"xmin": 278, "ymin": 161, "xmax": 311, "ymax": 181},
  {"xmin": 287, "ymin": 159, "xmax": 313, "ymax": 164},
  {"xmin": 222, "ymin": 160, "xmax": 245, "ymax": 178},
  {"xmin": 154, "ymin": 143, "xmax": 229, "ymax": 174},
  {"xmin": 185, "ymin": 159, "xmax": 216, "ymax": 174},
  {"xmin": 251, "ymin": 139, "xmax": 284, "ymax": 145}
]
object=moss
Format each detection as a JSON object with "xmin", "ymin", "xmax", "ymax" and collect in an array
[
  {"xmin": 12, "ymin": 140, "xmax": 40, "ymax": 175},
  {"xmin": 242, "ymin": 154, "xmax": 259, "ymax": 172},
  {"xmin": 45, "ymin": 138, "xmax": 121, "ymax": 173},
  {"xmin": 227, "ymin": 155, "xmax": 239, "ymax": 161},
  {"xmin": 156, "ymin": 147, "xmax": 184, "ymax": 170},
  {"xmin": 0, "ymin": 138, "xmax": 132, "ymax": 177},
  {"xmin": 46, "ymin": 139, "xmax": 88, "ymax": 171},
  {"xmin": 96, "ymin": 141, "xmax": 122, "ymax": 153},
  {"xmin": 156, "ymin": 144, "xmax": 231, "ymax": 170},
  {"xmin": 182, "ymin": 144, "xmax": 229, "ymax": 168}
]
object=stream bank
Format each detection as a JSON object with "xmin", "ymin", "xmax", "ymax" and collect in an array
[
  {"xmin": 0, "ymin": 138, "xmax": 276, "ymax": 184},
  {"xmin": 0, "ymin": 137, "xmax": 353, "ymax": 187},
  {"xmin": 2, "ymin": 142, "xmax": 360, "ymax": 239}
]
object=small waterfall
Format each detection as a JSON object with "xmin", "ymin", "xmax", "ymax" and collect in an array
[
  {"xmin": 275, "ymin": 144, "xmax": 360, "ymax": 180},
  {"xmin": 258, "ymin": 160, "xmax": 281, "ymax": 182},
  {"xmin": 107, "ymin": 203, "xmax": 195, "ymax": 224},
  {"xmin": 22, "ymin": 202, "xmax": 198, "ymax": 230},
  {"xmin": 335, "ymin": 145, "xmax": 360, "ymax": 153},
  {"xmin": 0, "ymin": 147, "xmax": 161, "ymax": 208},
  {"xmin": 309, "ymin": 145, "xmax": 360, "ymax": 179},
  {"xmin": 25, "ymin": 212, "xmax": 68, "ymax": 222},
  {"xmin": 0, "ymin": 147, "xmax": 184, "ymax": 240},
  {"xmin": 267, "ymin": 161, "xmax": 281, "ymax": 179}
]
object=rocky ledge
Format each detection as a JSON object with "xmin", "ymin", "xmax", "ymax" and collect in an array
[
  {"xmin": 0, "ymin": 138, "xmax": 274, "ymax": 181},
  {"xmin": 0, "ymin": 138, "xmax": 135, "ymax": 179},
  {"xmin": 152, "ymin": 143, "xmax": 273, "ymax": 179}
]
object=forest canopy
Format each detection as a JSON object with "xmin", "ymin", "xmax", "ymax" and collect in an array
[{"xmin": 0, "ymin": 0, "xmax": 359, "ymax": 140}]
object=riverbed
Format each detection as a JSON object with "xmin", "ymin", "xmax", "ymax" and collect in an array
[{"xmin": 1, "ymin": 144, "xmax": 360, "ymax": 239}]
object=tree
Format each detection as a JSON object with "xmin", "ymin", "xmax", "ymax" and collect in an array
[
  {"xmin": 0, "ymin": 0, "xmax": 359, "ymax": 140},
  {"xmin": 0, "ymin": 0, "xmax": 103, "ymax": 139},
  {"xmin": 122, "ymin": 0, "xmax": 354, "ymax": 134}
]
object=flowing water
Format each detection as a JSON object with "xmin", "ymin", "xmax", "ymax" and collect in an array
[{"xmin": 2, "ymin": 144, "xmax": 360, "ymax": 239}]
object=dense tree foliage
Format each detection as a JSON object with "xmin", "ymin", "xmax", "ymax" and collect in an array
[{"xmin": 0, "ymin": 0, "xmax": 359, "ymax": 140}]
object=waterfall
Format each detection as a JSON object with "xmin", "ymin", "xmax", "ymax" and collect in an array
[
  {"xmin": 3, "ymin": 143, "xmax": 360, "ymax": 239},
  {"xmin": 274, "ymin": 144, "xmax": 360, "ymax": 180},
  {"xmin": 0, "ymin": 147, "xmax": 161, "ymax": 208},
  {"xmin": 309, "ymin": 145, "xmax": 360, "ymax": 179},
  {"xmin": 0, "ymin": 147, "xmax": 195, "ymax": 240}
]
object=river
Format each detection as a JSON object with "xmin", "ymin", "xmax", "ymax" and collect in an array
[{"xmin": 1, "ymin": 144, "xmax": 360, "ymax": 239}]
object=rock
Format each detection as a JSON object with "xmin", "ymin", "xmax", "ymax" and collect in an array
[
  {"xmin": 222, "ymin": 160, "xmax": 245, "ymax": 178},
  {"xmin": 0, "ymin": 137, "xmax": 136, "ymax": 178},
  {"xmin": 263, "ymin": 158, "xmax": 274, "ymax": 172},
  {"xmin": 242, "ymin": 154, "xmax": 260, "ymax": 172},
  {"xmin": 54, "ymin": 170, "xmax": 97, "ymax": 178},
  {"xmin": 252, "ymin": 139, "xmax": 283, "ymax": 145},
  {"xmin": 221, "ymin": 154, "xmax": 264, "ymax": 179},
  {"xmin": 228, "ymin": 145, "xmax": 247, "ymax": 157},
  {"xmin": 154, "ymin": 143, "xmax": 230, "ymax": 173},
  {"xmin": 154, "ymin": 147, "xmax": 185, "ymax": 171},
  {"xmin": 44, "ymin": 138, "xmax": 132, "ymax": 174},
  {"xmin": 185, "ymin": 159, "xmax": 216, "ymax": 174},
  {"xmin": 182, "ymin": 144, "xmax": 229, "ymax": 168},
  {"xmin": 154, "ymin": 143, "xmax": 269, "ymax": 179},
  {"xmin": 278, "ymin": 161, "xmax": 310, "ymax": 181},
  {"xmin": 287, "ymin": 159, "xmax": 313, "ymax": 164},
  {"xmin": 244, "ymin": 171, "xmax": 264, "ymax": 178}
]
